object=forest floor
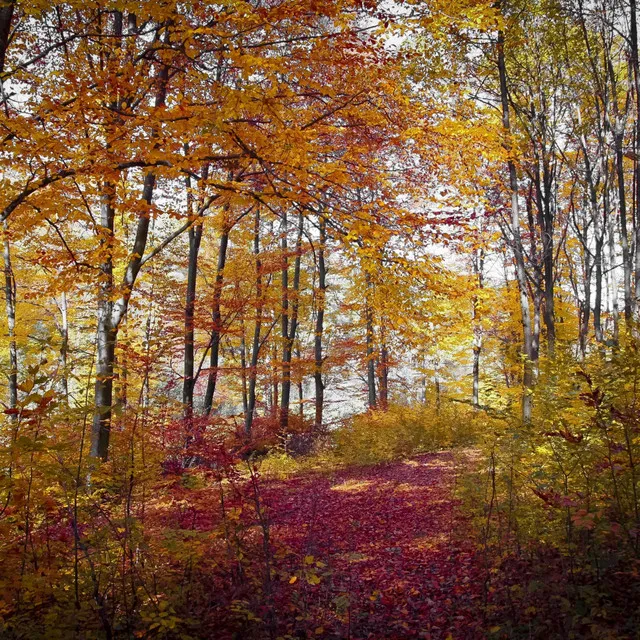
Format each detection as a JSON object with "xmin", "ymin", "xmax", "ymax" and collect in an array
[{"xmin": 254, "ymin": 450, "xmax": 489, "ymax": 639}]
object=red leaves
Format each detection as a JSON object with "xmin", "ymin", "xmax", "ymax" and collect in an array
[{"xmin": 257, "ymin": 452, "xmax": 486, "ymax": 638}]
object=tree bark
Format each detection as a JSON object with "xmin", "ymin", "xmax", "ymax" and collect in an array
[
  {"xmin": 90, "ymin": 185, "xmax": 116, "ymax": 460},
  {"xmin": 280, "ymin": 212, "xmax": 303, "ymax": 431},
  {"xmin": 296, "ymin": 347, "xmax": 304, "ymax": 421},
  {"xmin": 3, "ymin": 221, "xmax": 16, "ymax": 412},
  {"xmin": 0, "ymin": 1, "xmax": 14, "ymax": 78},
  {"xmin": 90, "ymin": 16, "xmax": 169, "ymax": 459},
  {"xmin": 533, "ymin": 153, "xmax": 556, "ymax": 356},
  {"xmin": 579, "ymin": 210, "xmax": 592, "ymax": 357},
  {"xmin": 240, "ymin": 319, "xmax": 248, "ymax": 419},
  {"xmin": 0, "ymin": 3, "xmax": 16, "ymax": 412},
  {"xmin": 365, "ymin": 272, "xmax": 377, "ymax": 410},
  {"xmin": 472, "ymin": 244, "xmax": 484, "ymax": 409},
  {"xmin": 60, "ymin": 291, "xmax": 69, "ymax": 401},
  {"xmin": 607, "ymin": 190, "xmax": 620, "ymax": 343},
  {"xmin": 203, "ymin": 218, "xmax": 230, "ymax": 416},
  {"xmin": 182, "ymin": 161, "xmax": 208, "ymax": 415},
  {"xmin": 378, "ymin": 342, "xmax": 389, "ymax": 410},
  {"xmin": 245, "ymin": 208, "xmax": 263, "ymax": 437},
  {"xmin": 314, "ymin": 215, "xmax": 327, "ymax": 432},
  {"xmin": 614, "ymin": 129, "xmax": 632, "ymax": 323},
  {"xmin": 498, "ymin": 28, "xmax": 534, "ymax": 423},
  {"xmin": 630, "ymin": 0, "xmax": 640, "ymax": 316},
  {"xmin": 594, "ymin": 233, "xmax": 604, "ymax": 342}
]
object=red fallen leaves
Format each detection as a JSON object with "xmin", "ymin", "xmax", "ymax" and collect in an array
[
  {"xmin": 157, "ymin": 449, "xmax": 640, "ymax": 639},
  {"xmin": 257, "ymin": 452, "xmax": 487, "ymax": 639}
]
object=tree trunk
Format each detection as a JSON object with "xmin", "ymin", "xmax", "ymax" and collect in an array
[
  {"xmin": 594, "ymin": 234, "xmax": 604, "ymax": 342},
  {"xmin": 90, "ymin": 187, "xmax": 116, "ymax": 460},
  {"xmin": 0, "ymin": 1, "xmax": 14, "ymax": 80},
  {"xmin": 280, "ymin": 212, "xmax": 303, "ymax": 431},
  {"xmin": 614, "ymin": 130, "xmax": 633, "ymax": 323},
  {"xmin": 498, "ymin": 28, "xmax": 534, "ymax": 423},
  {"xmin": 3, "ymin": 221, "xmax": 16, "ymax": 412},
  {"xmin": 314, "ymin": 216, "xmax": 326, "ymax": 432},
  {"xmin": 0, "ymin": 4, "xmax": 16, "ymax": 411},
  {"xmin": 365, "ymin": 273, "xmax": 377, "ymax": 410},
  {"xmin": 607, "ymin": 191, "xmax": 620, "ymax": 343},
  {"xmin": 241, "ymin": 321, "xmax": 248, "ymax": 419},
  {"xmin": 245, "ymin": 208, "xmax": 263, "ymax": 438},
  {"xmin": 203, "ymin": 221, "xmax": 230, "ymax": 415},
  {"xmin": 630, "ymin": 0, "xmax": 640, "ymax": 316},
  {"xmin": 540, "ymin": 161, "xmax": 556, "ymax": 356},
  {"xmin": 378, "ymin": 342, "xmax": 389, "ymax": 410},
  {"xmin": 91, "ymin": 318, "xmax": 117, "ymax": 460},
  {"xmin": 296, "ymin": 347, "xmax": 303, "ymax": 421},
  {"xmin": 580, "ymin": 230, "xmax": 592, "ymax": 357},
  {"xmin": 90, "ymin": 18, "xmax": 168, "ymax": 458},
  {"xmin": 60, "ymin": 291, "xmax": 69, "ymax": 401},
  {"xmin": 472, "ymin": 245, "xmax": 484, "ymax": 409},
  {"xmin": 182, "ymin": 160, "xmax": 207, "ymax": 415},
  {"xmin": 183, "ymin": 222, "xmax": 203, "ymax": 414}
]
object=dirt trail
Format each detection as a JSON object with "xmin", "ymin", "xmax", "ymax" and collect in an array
[{"xmin": 260, "ymin": 451, "xmax": 485, "ymax": 639}]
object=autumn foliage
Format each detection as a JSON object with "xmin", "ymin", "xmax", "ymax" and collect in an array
[{"xmin": 3, "ymin": 0, "xmax": 640, "ymax": 638}]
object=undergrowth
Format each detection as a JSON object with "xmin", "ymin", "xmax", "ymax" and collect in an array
[
  {"xmin": 260, "ymin": 401, "xmax": 488, "ymax": 478},
  {"xmin": 461, "ymin": 343, "xmax": 640, "ymax": 639}
]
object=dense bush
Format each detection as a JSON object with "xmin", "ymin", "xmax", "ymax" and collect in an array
[
  {"xmin": 463, "ymin": 342, "xmax": 640, "ymax": 638},
  {"xmin": 333, "ymin": 402, "xmax": 485, "ymax": 465}
]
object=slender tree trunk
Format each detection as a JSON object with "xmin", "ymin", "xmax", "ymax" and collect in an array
[
  {"xmin": 579, "ymin": 123, "xmax": 606, "ymax": 344},
  {"xmin": 472, "ymin": 245, "xmax": 484, "ymax": 409},
  {"xmin": 271, "ymin": 342, "xmax": 279, "ymax": 417},
  {"xmin": 533, "ymin": 156, "xmax": 556, "ymax": 356},
  {"xmin": 245, "ymin": 209, "xmax": 263, "ymax": 437},
  {"xmin": 533, "ymin": 288, "xmax": 542, "ymax": 372},
  {"xmin": 498, "ymin": 29, "xmax": 533, "ymax": 423},
  {"xmin": 378, "ymin": 342, "xmax": 389, "ymax": 410},
  {"xmin": 614, "ymin": 130, "xmax": 633, "ymax": 323},
  {"xmin": 3, "ymin": 221, "xmax": 16, "ymax": 412},
  {"xmin": 607, "ymin": 191, "xmax": 620, "ymax": 343},
  {"xmin": 183, "ymin": 222, "xmax": 203, "ymax": 413},
  {"xmin": 91, "ymin": 186, "xmax": 116, "ymax": 460},
  {"xmin": 60, "ymin": 291, "xmax": 69, "ymax": 401},
  {"xmin": 0, "ymin": 1, "xmax": 14, "ymax": 81},
  {"xmin": 279, "ymin": 211, "xmax": 290, "ymax": 428},
  {"xmin": 203, "ymin": 220, "xmax": 230, "ymax": 415},
  {"xmin": 241, "ymin": 320, "xmax": 248, "ymax": 418},
  {"xmin": 580, "ymin": 234, "xmax": 592, "ymax": 357},
  {"xmin": 630, "ymin": 0, "xmax": 640, "ymax": 315},
  {"xmin": 296, "ymin": 347, "xmax": 303, "ymax": 421},
  {"xmin": 280, "ymin": 212, "xmax": 303, "ymax": 431},
  {"xmin": 0, "ymin": 4, "xmax": 16, "ymax": 411},
  {"xmin": 542, "ymin": 170, "xmax": 556, "ymax": 356},
  {"xmin": 182, "ymin": 161, "xmax": 208, "ymax": 415},
  {"xmin": 314, "ymin": 216, "xmax": 326, "ymax": 432},
  {"xmin": 90, "ymin": 18, "xmax": 168, "ymax": 459},
  {"xmin": 594, "ymin": 234, "xmax": 604, "ymax": 342},
  {"xmin": 365, "ymin": 273, "xmax": 377, "ymax": 410}
]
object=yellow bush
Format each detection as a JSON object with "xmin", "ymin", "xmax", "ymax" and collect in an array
[
  {"xmin": 333, "ymin": 402, "xmax": 485, "ymax": 466},
  {"xmin": 258, "ymin": 450, "xmax": 302, "ymax": 479}
]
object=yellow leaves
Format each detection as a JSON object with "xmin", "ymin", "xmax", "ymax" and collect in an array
[{"xmin": 306, "ymin": 573, "xmax": 321, "ymax": 585}]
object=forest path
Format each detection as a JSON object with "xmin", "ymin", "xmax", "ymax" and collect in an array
[{"xmin": 260, "ymin": 450, "xmax": 486, "ymax": 639}]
